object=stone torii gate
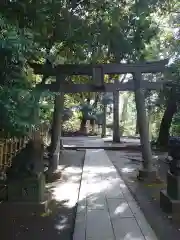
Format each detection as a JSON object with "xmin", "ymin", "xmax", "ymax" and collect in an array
[{"xmin": 31, "ymin": 59, "xmax": 169, "ymax": 181}]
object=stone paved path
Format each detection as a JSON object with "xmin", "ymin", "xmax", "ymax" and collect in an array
[
  {"xmin": 73, "ymin": 148, "xmax": 158, "ymax": 240},
  {"xmin": 62, "ymin": 136, "xmax": 140, "ymax": 149},
  {"xmin": 62, "ymin": 136, "xmax": 104, "ymax": 148}
]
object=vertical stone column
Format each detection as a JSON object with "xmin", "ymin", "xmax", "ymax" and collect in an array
[
  {"xmin": 49, "ymin": 75, "xmax": 65, "ymax": 173},
  {"xmin": 113, "ymin": 90, "xmax": 120, "ymax": 143},
  {"xmin": 93, "ymin": 67, "xmax": 105, "ymax": 137},
  {"xmin": 101, "ymin": 103, "xmax": 107, "ymax": 138},
  {"xmin": 133, "ymin": 71, "xmax": 156, "ymax": 181}
]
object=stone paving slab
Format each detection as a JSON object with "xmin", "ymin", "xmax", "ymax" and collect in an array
[
  {"xmin": 107, "ymin": 198, "xmax": 134, "ymax": 218},
  {"xmin": 106, "ymin": 150, "xmax": 180, "ymax": 240},
  {"xmin": 112, "ymin": 217, "xmax": 145, "ymax": 240},
  {"xmin": 86, "ymin": 209, "xmax": 114, "ymax": 240},
  {"xmin": 73, "ymin": 147, "xmax": 158, "ymax": 240},
  {"xmin": 73, "ymin": 212, "xmax": 86, "ymax": 240}
]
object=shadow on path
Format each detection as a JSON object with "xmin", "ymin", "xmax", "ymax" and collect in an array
[
  {"xmin": 106, "ymin": 150, "xmax": 180, "ymax": 240},
  {"xmin": 0, "ymin": 150, "xmax": 85, "ymax": 240}
]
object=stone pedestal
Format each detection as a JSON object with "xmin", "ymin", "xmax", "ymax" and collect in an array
[
  {"xmin": 7, "ymin": 173, "xmax": 45, "ymax": 202},
  {"xmin": 0, "ymin": 173, "xmax": 52, "ymax": 217},
  {"xmin": 167, "ymin": 171, "xmax": 180, "ymax": 199},
  {"xmin": 0, "ymin": 190, "xmax": 52, "ymax": 217},
  {"xmin": 137, "ymin": 168, "xmax": 157, "ymax": 182},
  {"xmin": 160, "ymin": 171, "xmax": 180, "ymax": 221}
]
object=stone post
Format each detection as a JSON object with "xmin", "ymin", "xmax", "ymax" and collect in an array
[
  {"xmin": 160, "ymin": 146, "xmax": 180, "ymax": 221},
  {"xmin": 49, "ymin": 75, "xmax": 65, "ymax": 174},
  {"xmin": 133, "ymin": 71, "xmax": 157, "ymax": 181},
  {"xmin": 113, "ymin": 90, "xmax": 120, "ymax": 143},
  {"xmin": 101, "ymin": 103, "xmax": 107, "ymax": 138}
]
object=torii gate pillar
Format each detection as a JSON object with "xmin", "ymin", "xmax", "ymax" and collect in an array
[
  {"xmin": 134, "ymin": 72, "xmax": 157, "ymax": 181},
  {"xmin": 30, "ymin": 59, "xmax": 169, "ymax": 181}
]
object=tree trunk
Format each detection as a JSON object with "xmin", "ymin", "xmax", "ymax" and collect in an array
[
  {"xmin": 49, "ymin": 92, "xmax": 64, "ymax": 172},
  {"xmin": 90, "ymin": 93, "xmax": 98, "ymax": 134},
  {"xmin": 157, "ymin": 89, "xmax": 177, "ymax": 147},
  {"xmin": 134, "ymin": 72, "xmax": 153, "ymax": 170},
  {"xmin": 80, "ymin": 118, "xmax": 87, "ymax": 134},
  {"xmin": 101, "ymin": 104, "xmax": 107, "ymax": 138},
  {"xmin": 91, "ymin": 120, "xmax": 96, "ymax": 134},
  {"xmin": 113, "ymin": 91, "xmax": 120, "ymax": 142}
]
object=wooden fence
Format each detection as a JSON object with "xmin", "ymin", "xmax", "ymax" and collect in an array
[{"xmin": 0, "ymin": 124, "xmax": 50, "ymax": 171}]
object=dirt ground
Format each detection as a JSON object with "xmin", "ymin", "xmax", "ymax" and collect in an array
[
  {"xmin": 107, "ymin": 150, "xmax": 180, "ymax": 240},
  {"xmin": 0, "ymin": 150, "xmax": 85, "ymax": 240}
]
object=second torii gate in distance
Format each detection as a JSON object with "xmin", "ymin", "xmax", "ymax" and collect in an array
[{"xmin": 31, "ymin": 59, "xmax": 170, "ymax": 181}]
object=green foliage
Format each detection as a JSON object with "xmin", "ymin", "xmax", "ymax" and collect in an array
[
  {"xmin": 62, "ymin": 114, "xmax": 80, "ymax": 133},
  {"xmin": 0, "ymin": 16, "xmax": 40, "ymax": 136},
  {"xmin": 0, "ymin": 87, "xmax": 38, "ymax": 137},
  {"xmin": 0, "ymin": 0, "xmax": 179, "ymax": 138},
  {"xmin": 39, "ymin": 91, "xmax": 54, "ymax": 124}
]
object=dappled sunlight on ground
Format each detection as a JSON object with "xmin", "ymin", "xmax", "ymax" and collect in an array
[
  {"xmin": 63, "ymin": 144, "xmax": 76, "ymax": 147},
  {"xmin": 78, "ymin": 149, "xmax": 126, "ymax": 204},
  {"xmin": 47, "ymin": 152, "xmax": 85, "ymax": 208},
  {"xmin": 48, "ymin": 169, "xmax": 82, "ymax": 208},
  {"xmin": 0, "ymin": 150, "xmax": 85, "ymax": 240},
  {"xmin": 121, "ymin": 166, "xmax": 136, "ymax": 173},
  {"xmin": 102, "ymin": 136, "xmax": 140, "ymax": 144},
  {"xmin": 114, "ymin": 202, "xmax": 130, "ymax": 215},
  {"xmin": 52, "ymin": 181, "xmax": 79, "ymax": 208},
  {"xmin": 74, "ymin": 148, "xmax": 158, "ymax": 240},
  {"xmin": 54, "ymin": 215, "xmax": 68, "ymax": 231}
]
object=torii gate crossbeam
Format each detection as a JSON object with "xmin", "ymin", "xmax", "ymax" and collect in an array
[
  {"xmin": 31, "ymin": 59, "xmax": 171, "ymax": 93},
  {"xmin": 30, "ymin": 59, "xmax": 171, "ymax": 181}
]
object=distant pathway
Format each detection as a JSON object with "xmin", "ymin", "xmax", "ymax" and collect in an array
[
  {"xmin": 62, "ymin": 136, "xmax": 104, "ymax": 148},
  {"xmin": 73, "ymin": 145, "xmax": 158, "ymax": 239}
]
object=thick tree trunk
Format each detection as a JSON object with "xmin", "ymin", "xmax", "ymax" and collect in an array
[
  {"xmin": 49, "ymin": 92, "xmax": 64, "ymax": 172},
  {"xmin": 134, "ymin": 72, "xmax": 153, "ymax": 170},
  {"xmin": 113, "ymin": 91, "xmax": 120, "ymax": 143},
  {"xmin": 80, "ymin": 118, "xmax": 87, "ymax": 134},
  {"xmin": 90, "ymin": 120, "xmax": 96, "ymax": 134},
  {"xmin": 157, "ymin": 89, "xmax": 177, "ymax": 147}
]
